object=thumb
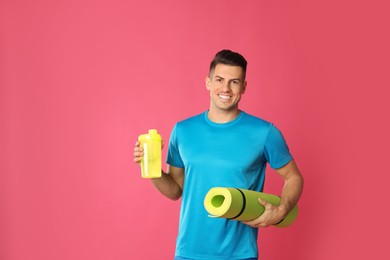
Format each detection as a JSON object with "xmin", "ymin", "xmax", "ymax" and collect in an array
[{"xmin": 258, "ymin": 198, "xmax": 268, "ymax": 206}]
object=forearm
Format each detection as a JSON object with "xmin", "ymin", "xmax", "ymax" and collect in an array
[
  {"xmin": 134, "ymin": 141, "xmax": 183, "ymax": 201},
  {"xmin": 278, "ymin": 173, "xmax": 304, "ymax": 217},
  {"xmin": 243, "ymin": 171, "xmax": 303, "ymax": 228},
  {"xmin": 150, "ymin": 170, "xmax": 183, "ymax": 201}
]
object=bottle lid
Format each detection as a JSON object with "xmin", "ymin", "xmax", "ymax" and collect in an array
[{"xmin": 148, "ymin": 129, "xmax": 158, "ymax": 134}]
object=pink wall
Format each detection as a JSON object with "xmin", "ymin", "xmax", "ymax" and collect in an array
[{"xmin": 1, "ymin": 0, "xmax": 389, "ymax": 259}]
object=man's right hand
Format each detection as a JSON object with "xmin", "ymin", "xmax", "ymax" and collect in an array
[
  {"xmin": 133, "ymin": 139, "xmax": 183, "ymax": 200},
  {"xmin": 133, "ymin": 141, "xmax": 144, "ymax": 163},
  {"xmin": 133, "ymin": 140, "xmax": 164, "ymax": 163}
]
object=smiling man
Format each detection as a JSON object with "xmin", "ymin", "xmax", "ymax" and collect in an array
[
  {"xmin": 134, "ymin": 50, "xmax": 304, "ymax": 260},
  {"xmin": 206, "ymin": 61, "xmax": 246, "ymax": 122}
]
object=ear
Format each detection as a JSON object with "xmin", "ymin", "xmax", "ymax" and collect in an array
[
  {"xmin": 241, "ymin": 80, "xmax": 247, "ymax": 94},
  {"xmin": 205, "ymin": 76, "xmax": 211, "ymax": 91}
]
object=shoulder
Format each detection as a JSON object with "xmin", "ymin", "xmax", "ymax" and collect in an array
[
  {"xmin": 170, "ymin": 112, "xmax": 206, "ymax": 137},
  {"xmin": 240, "ymin": 111, "xmax": 272, "ymax": 128},
  {"xmin": 176, "ymin": 111, "xmax": 206, "ymax": 127},
  {"xmin": 170, "ymin": 112, "xmax": 206, "ymax": 142}
]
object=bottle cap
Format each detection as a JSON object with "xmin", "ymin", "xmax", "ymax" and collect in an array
[{"xmin": 148, "ymin": 129, "xmax": 158, "ymax": 134}]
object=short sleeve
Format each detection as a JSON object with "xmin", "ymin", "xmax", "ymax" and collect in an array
[
  {"xmin": 166, "ymin": 124, "xmax": 185, "ymax": 168},
  {"xmin": 264, "ymin": 124, "xmax": 293, "ymax": 169}
]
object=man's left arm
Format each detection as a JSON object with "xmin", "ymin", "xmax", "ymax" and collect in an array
[{"xmin": 243, "ymin": 159, "xmax": 304, "ymax": 228}]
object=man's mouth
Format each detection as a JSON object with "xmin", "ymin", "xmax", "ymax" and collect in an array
[{"xmin": 218, "ymin": 94, "xmax": 232, "ymax": 100}]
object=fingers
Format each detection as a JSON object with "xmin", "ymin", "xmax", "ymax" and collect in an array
[
  {"xmin": 242, "ymin": 199, "xmax": 275, "ymax": 228},
  {"xmin": 244, "ymin": 218, "xmax": 270, "ymax": 228},
  {"xmin": 258, "ymin": 198, "xmax": 268, "ymax": 207},
  {"xmin": 133, "ymin": 141, "xmax": 143, "ymax": 163},
  {"xmin": 133, "ymin": 139, "xmax": 164, "ymax": 163},
  {"xmin": 242, "ymin": 203, "xmax": 267, "ymax": 228},
  {"xmin": 243, "ymin": 217, "xmax": 267, "ymax": 228}
]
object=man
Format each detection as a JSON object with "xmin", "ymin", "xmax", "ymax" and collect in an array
[{"xmin": 133, "ymin": 50, "xmax": 303, "ymax": 260}]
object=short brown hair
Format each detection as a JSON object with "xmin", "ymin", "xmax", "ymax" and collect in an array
[{"xmin": 209, "ymin": 50, "xmax": 247, "ymax": 79}]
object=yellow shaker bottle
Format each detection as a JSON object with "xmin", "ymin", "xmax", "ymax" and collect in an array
[{"xmin": 138, "ymin": 129, "xmax": 162, "ymax": 178}]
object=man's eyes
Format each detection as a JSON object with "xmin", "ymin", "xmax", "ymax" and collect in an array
[{"xmin": 214, "ymin": 78, "xmax": 240, "ymax": 86}]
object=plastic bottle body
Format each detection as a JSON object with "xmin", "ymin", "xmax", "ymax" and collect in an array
[{"xmin": 138, "ymin": 129, "xmax": 162, "ymax": 178}]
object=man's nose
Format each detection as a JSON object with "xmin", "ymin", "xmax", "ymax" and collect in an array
[{"xmin": 221, "ymin": 81, "xmax": 231, "ymax": 91}]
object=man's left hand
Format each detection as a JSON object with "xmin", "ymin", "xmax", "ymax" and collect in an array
[{"xmin": 242, "ymin": 199, "xmax": 287, "ymax": 228}]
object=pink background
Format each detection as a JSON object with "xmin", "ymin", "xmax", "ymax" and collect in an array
[{"xmin": 1, "ymin": 0, "xmax": 389, "ymax": 259}]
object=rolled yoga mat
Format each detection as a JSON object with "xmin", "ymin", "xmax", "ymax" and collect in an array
[{"xmin": 204, "ymin": 187, "xmax": 298, "ymax": 228}]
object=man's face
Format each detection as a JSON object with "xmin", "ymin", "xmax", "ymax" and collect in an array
[{"xmin": 206, "ymin": 63, "xmax": 247, "ymax": 112}]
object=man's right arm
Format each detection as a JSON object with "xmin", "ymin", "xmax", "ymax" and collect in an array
[
  {"xmin": 133, "ymin": 141, "xmax": 184, "ymax": 201},
  {"xmin": 151, "ymin": 165, "xmax": 184, "ymax": 200}
]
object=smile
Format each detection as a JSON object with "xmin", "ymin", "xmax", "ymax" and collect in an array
[{"xmin": 218, "ymin": 94, "xmax": 232, "ymax": 100}]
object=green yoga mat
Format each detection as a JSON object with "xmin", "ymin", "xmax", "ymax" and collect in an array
[{"xmin": 204, "ymin": 187, "xmax": 298, "ymax": 228}]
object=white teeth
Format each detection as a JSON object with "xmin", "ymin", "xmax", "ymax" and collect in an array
[{"xmin": 218, "ymin": 94, "xmax": 231, "ymax": 100}]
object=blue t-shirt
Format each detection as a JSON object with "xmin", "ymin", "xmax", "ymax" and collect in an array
[{"xmin": 167, "ymin": 111, "xmax": 292, "ymax": 260}]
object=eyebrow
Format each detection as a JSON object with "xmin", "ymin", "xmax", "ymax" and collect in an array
[{"xmin": 213, "ymin": 75, "xmax": 242, "ymax": 82}]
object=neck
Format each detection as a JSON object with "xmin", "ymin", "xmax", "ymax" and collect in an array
[{"xmin": 207, "ymin": 108, "xmax": 241, "ymax": 123}]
